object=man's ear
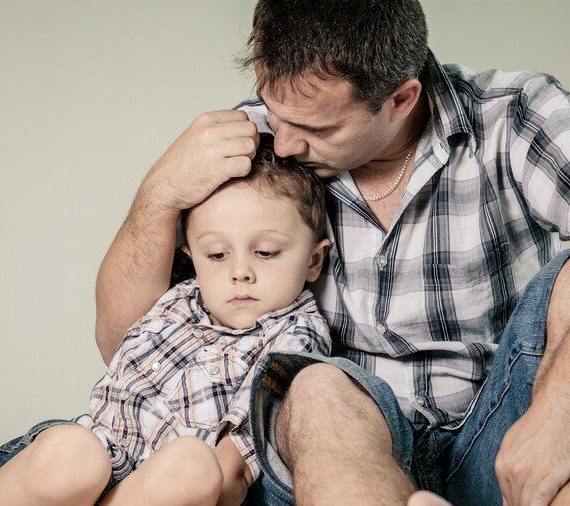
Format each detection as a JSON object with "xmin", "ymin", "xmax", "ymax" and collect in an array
[
  {"xmin": 181, "ymin": 244, "xmax": 192, "ymax": 259},
  {"xmin": 388, "ymin": 77, "xmax": 422, "ymax": 121},
  {"xmin": 306, "ymin": 239, "xmax": 331, "ymax": 283}
]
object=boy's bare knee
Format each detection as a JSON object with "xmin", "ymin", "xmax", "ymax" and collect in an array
[
  {"xmin": 144, "ymin": 437, "xmax": 223, "ymax": 504},
  {"xmin": 27, "ymin": 424, "xmax": 110, "ymax": 500}
]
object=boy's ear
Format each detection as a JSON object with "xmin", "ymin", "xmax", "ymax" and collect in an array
[
  {"xmin": 181, "ymin": 244, "xmax": 192, "ymax": 258},
  {"xmin": 306, "ymin": 238, "xmax": 331, "ymax": 283}
]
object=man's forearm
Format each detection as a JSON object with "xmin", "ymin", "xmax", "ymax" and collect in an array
[
  {"xmin": 532, "ymin": 258, "xmax": 570, "ymax": 400},
  {"xmin": 495, "ymin": 257, "xmax": 570, "ymax": 506},
  {"xmin": 95, "ymin": 177, "xmax": 179, "ymax": 365},
  {"xmin": 95, "ymin": 110, "xmax": 260, "ymax": 364}
]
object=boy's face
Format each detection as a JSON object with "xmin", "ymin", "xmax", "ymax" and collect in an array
[{"xmin": 184, "ymin": 184, "xmax": 329, "ymax": 329}]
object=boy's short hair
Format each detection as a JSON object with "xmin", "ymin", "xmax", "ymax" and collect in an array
[{"xmin": 181, "ymin": 133, "xmax": 328, "ymax": 241}]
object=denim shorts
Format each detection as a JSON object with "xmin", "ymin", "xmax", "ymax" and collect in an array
[
  {"xmin": 0, "ymin": 419, "xmax": 118, "ymax": 501},
  {"xmin": 246, "ymin": 249, "xmax": 570, "ymax": 506}
]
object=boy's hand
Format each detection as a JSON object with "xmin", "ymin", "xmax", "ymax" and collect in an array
[
  {"xmin": 214, "ymin": 433, "xmax": 253, "ymax": 506},
  {"xmin": 146, "ymin": 110, "xmax": 260, "ymax": 211}
]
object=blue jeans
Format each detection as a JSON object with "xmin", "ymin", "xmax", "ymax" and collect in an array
[{"xmin": 246, "ymin": 249, "xmax": 570, "ymax": 505}]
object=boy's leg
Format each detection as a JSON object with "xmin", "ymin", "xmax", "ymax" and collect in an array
[
  {"xmin": 100, "ymin": 436, "xmax": 223, "ymax": 506},
  {"xmin": 446, "ymin": 249, "xmax": 570, "ymax": 505},
  {"xmin": 214, "ymin": 433, "xmax": 254, "ymax": 506},
  {"xmin": 0, "ymin": 424, "xmax": 111, "ymax": 505}
]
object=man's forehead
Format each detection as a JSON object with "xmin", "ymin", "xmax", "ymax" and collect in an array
[{"xmin": 259, "ymin": 75, "xmax": 362, "ymax": 129}]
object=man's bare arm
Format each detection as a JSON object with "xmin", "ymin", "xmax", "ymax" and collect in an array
[
  {"xmin": 495, "ymin": 258, "xmax": 570, "ymax": 506},
  {"xmin": 95, "ymin": 110, "xmax": 259, "ymax": 364}
]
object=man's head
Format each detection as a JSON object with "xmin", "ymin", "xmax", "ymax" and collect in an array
[
  {"xmin": 181, "ymin": 135, "xmax": 330, "ymax": 329},
  {"xmin": 242, "ymin": 0, "xmax": 429, "ymax": 176}
]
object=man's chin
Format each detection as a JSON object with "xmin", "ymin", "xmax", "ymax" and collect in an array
[{"xmin": 312, "ymin": 166, "xmax": 345, "ymax": 178}]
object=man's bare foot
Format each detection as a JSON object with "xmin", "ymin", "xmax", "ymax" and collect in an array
[{"xmin": 407, "ymin": 491, "xmax": 452, "ymax": 506}]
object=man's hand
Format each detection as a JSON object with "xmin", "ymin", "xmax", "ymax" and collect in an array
[
  {"xmin": 147, "ymin": 109, "xmax": 260, "ymax": 211},
  {"xmin": 495, "ymin": 398, "xmax": 570, "ymax": 505},
  {"xmin": 95, "ymin": 110, "xmax": 259, "ymax": 362}
]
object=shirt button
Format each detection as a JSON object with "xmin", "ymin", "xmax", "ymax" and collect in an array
[
  {"xmin": 415, "ymin": 396, "xmax": 425, "ymax": 407},
  {"xmin": 376, "ymin": 323, "xmax": 386, "ymax": 334},
  {"xmin": 377, "ymin": 255, "xmax": 388, "ymax": 269},
  {"xmin": 151, "ymin": 361, "xmax": 161, "ymax": 372},
  {"xmin": 119, "ymin": 391, "xmax": 129, "ymax": 401},
  {"xmin": 193, "ymin": 328, "xmax": 204, "ymax": 338},
  {"xmin": 209, "ymin": 366, "xmax": 220, "ymax": 375}
]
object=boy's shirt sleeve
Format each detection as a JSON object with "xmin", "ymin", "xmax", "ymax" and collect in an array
[{"xmin": 220, "ymin": 310, "xmax": 331, "ymax": 479}]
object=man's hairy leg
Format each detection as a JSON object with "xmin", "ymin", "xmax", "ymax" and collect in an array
[
  {"xmin": 276, "ymin": 363, "xmax": 414, "ymax": 506},
  {"xmin": 0, "ymin": 425, "xmax": 111, "ymax": 505}
]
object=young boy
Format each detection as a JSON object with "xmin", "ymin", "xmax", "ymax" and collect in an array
[{"xmin": 0, "ymin": 136, "xmax": 331, "ymax": 505}]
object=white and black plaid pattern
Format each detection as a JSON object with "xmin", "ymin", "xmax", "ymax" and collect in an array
[
  {"xmin": 238, "ymin": 51, "xmax": 569, "ymax": 429},
  {"xmin": 75, "ymin": 280, "xmax": 331, "ymax": 481}
]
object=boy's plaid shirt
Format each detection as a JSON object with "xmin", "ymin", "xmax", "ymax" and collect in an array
[
  {"xmin": 75, "ymin": 280, "xmax": 331, "ymax": 481},
  {"xmin": 239, "ymin": 51, "xmax": 570, "ymax": 429}
]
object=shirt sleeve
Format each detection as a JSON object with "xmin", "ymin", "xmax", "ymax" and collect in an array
[
  {"xmin": 509, "ymin": 74, "xmax": 570, "ymax": 239},
  {"xmin": 220, "ymin": 311, "xmax": 331, "ymax": 479}
]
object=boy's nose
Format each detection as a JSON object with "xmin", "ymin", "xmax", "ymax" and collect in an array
[{"xmin": 231, "ymin": 263, "xmax": 256, "ymax": 284}]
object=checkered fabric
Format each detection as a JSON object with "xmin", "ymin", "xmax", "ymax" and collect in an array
[
  {"xmin": 238, "ymin": 51, "xmax": 570, "ymax": 429},
  {"xmin": 75, "ymin": 280, "xmax": 330, "ymax": 481}
]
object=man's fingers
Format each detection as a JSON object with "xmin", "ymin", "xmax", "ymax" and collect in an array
[
  {"xmin": 194, "ymin": 109, "xmax": 249, "ymax": 126},
  {"xmin": 218, "ymin": 137, "xmax": 258, "ymax": 159},
  {"xmin": 210, "ymin": 119, "xmax": 259, "ymax": 140},
  {"xmin": 223, "ymin": 155, "xmax": 252, "ymax": 178}
]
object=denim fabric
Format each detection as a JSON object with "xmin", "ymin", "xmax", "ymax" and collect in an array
[
  {"xmin": 247, "ymin": 249, "xmax": 570, "ymax": 505},
  {"xmin": 247, "ymin": 353, "xmax": 415, "ymax": 505},
  {"xmin": 446, "ymin": 249, "xmax": 570, "ymax": 505}
]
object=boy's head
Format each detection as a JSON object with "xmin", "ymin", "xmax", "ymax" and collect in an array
[{"xmin": 181, "ymin": 135, "xmax": 330, "ymax": 329}]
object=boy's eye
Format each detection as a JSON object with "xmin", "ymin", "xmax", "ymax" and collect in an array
[
  {"xmin": 207, "ymin": 252, "xmax": 226, "ymax": 261},
  {"xmin": 256, "ymin": 250, "xmax": 282, "ymax": 259}
]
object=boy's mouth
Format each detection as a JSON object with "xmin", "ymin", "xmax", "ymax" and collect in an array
[{"xmin": 228, "ymin": 295, "xmax": 258, "ymax": 307}]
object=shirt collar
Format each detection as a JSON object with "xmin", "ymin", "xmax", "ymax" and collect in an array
[
  {"xmin": 424, "ymin": 50, "xmax": 476, "ymax": 155},
  {"xmin": 183, "ymin": 279, "xmax": 317, "ymax": 334}
]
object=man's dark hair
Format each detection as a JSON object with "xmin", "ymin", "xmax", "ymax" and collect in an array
[{"xmin": 242, "ymin": 0, "xmax": 429, "ymax": 113}]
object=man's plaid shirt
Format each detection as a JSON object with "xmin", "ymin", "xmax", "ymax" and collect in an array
[
  {"xmin": 75, "ymin": 280, "xmax": 330, "ymax": 481},
  {"xmin": 239, "ymin": 52, "xmax": 570, "ymax": 430}
]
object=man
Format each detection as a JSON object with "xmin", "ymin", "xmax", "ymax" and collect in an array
[{"xmin": 95, "ymin": 1, "xmax": 570, "ymax": 504}]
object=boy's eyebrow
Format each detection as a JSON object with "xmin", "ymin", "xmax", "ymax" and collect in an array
[
  {"xmin": 259, "ymin": 92, "xmax": 339, "ymax": 133},
  {"xmin": 196, "ymin": 229, "xmax": 295, "ymax": 241}
]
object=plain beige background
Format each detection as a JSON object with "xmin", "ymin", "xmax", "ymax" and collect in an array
[{"xmin": 1, "ymin": 1, "xmax": 569, "ymax": 442}]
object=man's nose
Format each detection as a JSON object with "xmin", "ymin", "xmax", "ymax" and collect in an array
[
  {"xmin": 230, "ymin": 259, "xmax": 256, "ymax": 283},
  {"xmin": 273, "ymin": 126, "xmax": 308, "ymax": 158}
]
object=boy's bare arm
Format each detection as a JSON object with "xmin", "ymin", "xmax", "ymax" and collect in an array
[
  {"xmin": 214, "ymin": 433, "xmax": 254, "ymax": 506},
  {"xmin": 95, "ymin": 110, "xmax": 259, "ymax": 364}
]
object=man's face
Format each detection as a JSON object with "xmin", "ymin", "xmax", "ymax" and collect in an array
[
  {"xmin": 186, "ymin": 184, "xmax": 327, "ymax": 329},
  {"xmin": 260, "ymin": 75, "xmax": 397, "ymax": 177}
]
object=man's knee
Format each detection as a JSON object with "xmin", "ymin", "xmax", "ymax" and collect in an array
[
  {"xmin": 276, "ymin": 363, "xmax": 391, "ymax": 458},
  {"xmin": 283, "ymin": 362, "xmax": 384, "ymax": 416}
]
